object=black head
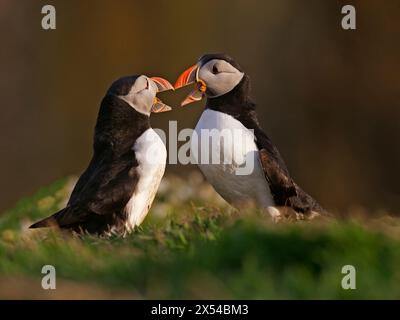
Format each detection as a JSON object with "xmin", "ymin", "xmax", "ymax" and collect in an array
[
  {"xmin": 107, "ymin": 75, "xmax": 140, "ymax": 96},
  {"xmin": 198, "ymin": 53, "xmax": 244, "ymax": 73}
]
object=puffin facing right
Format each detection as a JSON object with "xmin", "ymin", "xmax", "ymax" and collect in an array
[
  {"xmin": 175, "ymin": 53, "xmax": 325, "ymax": 220},
  {"xmin": 30, "ymin": 75, "xmax": 173, "ymax": 235}
]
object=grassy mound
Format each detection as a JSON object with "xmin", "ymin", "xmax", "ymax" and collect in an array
[{"xmin": 1, "ymin": 174, "xmax": 400, "ymax": 299}]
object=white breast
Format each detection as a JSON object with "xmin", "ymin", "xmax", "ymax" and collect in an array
[
  {"xmin": 124, "ymin": 128, "xmax": 166, "ymax": 231},
  {"xmin": 191, "ymin": 109, "xmax": 274, "ymax": 208}
]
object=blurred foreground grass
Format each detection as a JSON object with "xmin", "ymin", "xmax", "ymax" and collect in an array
[{"xmin": 1, "ymin": 173, "xmax": 400, "ymax": 299}]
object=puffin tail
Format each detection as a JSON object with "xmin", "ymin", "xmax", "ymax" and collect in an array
[{"xmin": 29, "ymin": 209, "xmax": 65, "ymax": 229}]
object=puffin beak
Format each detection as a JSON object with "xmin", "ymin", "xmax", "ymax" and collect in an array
[
  {"xmin": 151, "ymin": 97, "xmax": 172, "ymax": 113},
  {"xmin": 174, "ymin": 64, "xmax": 206, "ymax": 107},
  {"xmin": 150, "ymin": 77, "xmax": 174, "ymax": 92},
  {"xmin": 149, "ymin": 77, "xmax": 174, "ymax": 113},
  {"xmin": 174, "ymin": 64, "xmax": 198, "ymax": 88}
]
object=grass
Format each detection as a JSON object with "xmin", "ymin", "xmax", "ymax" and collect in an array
[{"xmin": 1, "ymin": 173, "xmax": 400, "ymax": 299}]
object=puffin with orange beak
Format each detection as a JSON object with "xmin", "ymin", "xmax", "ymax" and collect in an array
[
  {"xmin": 175, "ymin": 54, "xmax": 324, "ymax": 220},
  {"xmin": 31, "ymin": 75, "xmax": 174, "ymax": 235}
]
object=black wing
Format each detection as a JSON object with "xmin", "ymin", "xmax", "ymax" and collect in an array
[
  {"xmin": 258, "ymin": 147, "xmax": 323, "ymax": 213},
  {"xmin": 31, "ymin": 150, "xmax": 140, "ymax": 230},
  {"xmin": 239, "ymin": 110, "xmax": 324, "ymax": 214},
  {"xmin": 206, "ymin": 75, "xmax": 324, "ymax": 214}
]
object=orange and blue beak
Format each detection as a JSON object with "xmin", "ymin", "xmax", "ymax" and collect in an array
[
  {"xmin": 150, "ymin": 76, "xmax": 174, "ymax": 113},
  {"xmin": 174, "ymin": 64, "xmax": 206, "ymax": 106}
]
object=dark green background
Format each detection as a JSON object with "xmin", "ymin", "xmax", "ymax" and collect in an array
[{"xmin": 1, "ymin": 0, "xmax": 399, "ymax": 213}]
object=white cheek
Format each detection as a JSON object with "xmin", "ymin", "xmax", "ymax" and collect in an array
[
  {"xmin": 202, "ymin": 71, "xmax": 244, "ymax": 97},
  {"xmin": 135, "ymin": 91, "xmax": 152, "ymax": 106},
  {"xmin": 118, "ymin": 90, "xmax": 154, "ymax": 116},
  {"xmin": 215, "ymin": 73, "xmax": 239, "ymax": 95}
]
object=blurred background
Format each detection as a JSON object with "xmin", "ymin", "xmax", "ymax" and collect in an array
[{"xmin": 0, "ymin": 0, "xmax": 399, "ymax": 214}]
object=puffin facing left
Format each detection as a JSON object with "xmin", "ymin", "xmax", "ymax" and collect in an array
[{"xmin": 30, "ymin": 75, "xmax": 174, "ymax": 236}]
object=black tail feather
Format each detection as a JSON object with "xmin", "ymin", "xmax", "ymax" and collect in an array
[{"xmin": 29, "ymin": 209, "xmax": 65, "ymax": 229}]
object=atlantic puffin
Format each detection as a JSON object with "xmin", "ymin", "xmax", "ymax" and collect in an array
[
  {"xmin": 30, "ymin": 75, "xmax": 174, "ymax": 235},
  {"xmin": 174, "ymin": 53, "xmax": 325, "ymax": 220}
]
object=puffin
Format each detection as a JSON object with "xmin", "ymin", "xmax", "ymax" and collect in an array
[
  {"xmin": 174, "ymin": 53, "xmax": 325, "ymax": 220},
  {"xmin": 30, "ymin": 75, "xmax": 174, "ymax": 235}
]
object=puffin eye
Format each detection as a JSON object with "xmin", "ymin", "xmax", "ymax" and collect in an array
[{"xmin": 212, "ymin": 65, "xmax": 219, "ymax": 74}]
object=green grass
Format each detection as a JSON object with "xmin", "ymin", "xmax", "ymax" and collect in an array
[{"xmin": 1, "ymin": 175, "xmax": 400, "ymax": 299}]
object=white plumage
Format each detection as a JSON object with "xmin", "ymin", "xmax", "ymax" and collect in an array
[
  {"xmin": 125, "ymin": 128, "xmax": 166, "ymax": 230},
  {"xmin": 191, "ymin": 109, "xmax": 275, "ymax": 209}
]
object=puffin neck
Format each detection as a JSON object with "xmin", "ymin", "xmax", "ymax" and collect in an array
[
  {"xmin": 205, "ymin": 75, "xmax": 256, "ymax": 116},
  {"xmin": 94, "ymin": 94, "xmax": 151, "ymax": 154},
  {"xmin": 100, "ymin": 94, "xmax": 150, "ymax": 126}
]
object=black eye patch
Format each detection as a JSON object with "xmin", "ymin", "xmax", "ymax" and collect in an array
[{"xmin": 212, "ymin": 65, "xmax": 219, "ymax": 74}]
